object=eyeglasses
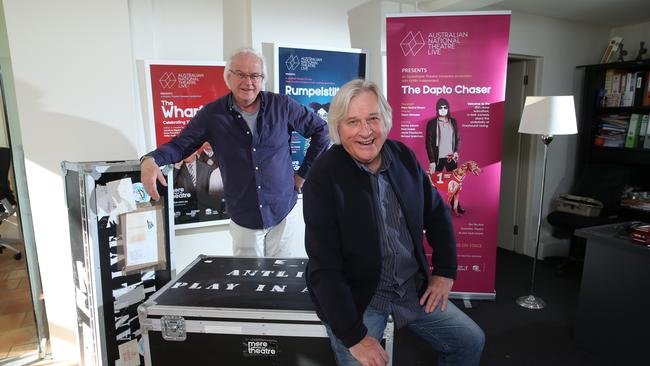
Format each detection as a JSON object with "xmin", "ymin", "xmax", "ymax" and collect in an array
[{"xmin": 229, "ymin": 70, "xmax": 264, "ymax": 82}]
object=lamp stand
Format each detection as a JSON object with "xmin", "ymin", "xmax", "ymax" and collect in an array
[{"xmin": 517, "ymin": 135, "xmax": 553, "ymax": 310}]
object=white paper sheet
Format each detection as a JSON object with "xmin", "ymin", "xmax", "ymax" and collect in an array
[
  {"xmin": 118, "ymin": 339, "xmax": 140, "ymax": 366},
  {"xmin": 125, "ymin": 209, "xmax": 158, "ymax": 267}
]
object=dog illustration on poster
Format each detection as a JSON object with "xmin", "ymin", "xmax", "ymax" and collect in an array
[{"xmin": 430, "ymin": 160, "xmax": 482, "ymax": 216}]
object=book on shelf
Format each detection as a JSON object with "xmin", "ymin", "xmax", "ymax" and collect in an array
[
  {"xmin": 606, "ymin": 70, "xmax": 623, "ymax": 107},
  {"xmin": 598, "ymin": 113, "xmax": 629, "ymax": 127},
  {"xmin": 638, "ymin": 114, "xmax": 649, "ymax": 149},
  {"xmin": 621, "ymin": 72, "xmax": 636, "ymax": 107},
  {"xmin": 625, "ymin": 113, "xmax": 642, "ymax": 148},
  {"xmin": 594, "ymin": 113, "xmax": 629, "ymax": 147},
  {"xmin": 644, "ymin": 71, "xmax": 650, "ymax": 107},
  {"xmin": 634, "ymin": 71, "xmax": 646, "ymax": 107},
  {"xmin": 645, "ymin": 115, "xmax": 650, "ymax": 149}
]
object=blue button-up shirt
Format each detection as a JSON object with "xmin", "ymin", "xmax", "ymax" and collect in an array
[{"xmin": 148, "ymin": 91, "xmax": 329, "ymax": 229}]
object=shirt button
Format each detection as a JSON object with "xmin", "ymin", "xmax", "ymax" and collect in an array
[
  {"xmin": 257, "ymin": 185, "xmax": 261, "ymax": 189},
  {"xmin": 252, "ymin": 148, "xmax": 256, "ymax": 152},
  {"xmin": 259, "ymin": 204, "xmax": 263, "ymax": 208},
  {"xmin": 237, "ymin": 115, "xmax": 241, "ymax": 118},
  {"xmin": 255, "ymin": 166, "xmax": 259, "ymax": 170},
  {"xmin": 246, "ymin": 131, "xmax": 250, "ymax": 135}
]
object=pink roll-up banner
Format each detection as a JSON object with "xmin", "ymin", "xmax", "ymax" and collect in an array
[{"xmin": 387, "ymin": 11, "xmax": 510, "ymax": 299}]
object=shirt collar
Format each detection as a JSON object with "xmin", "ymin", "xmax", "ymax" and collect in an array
[
  {"xmin": 227, "ymin": 91, "xmax": 266, "ymax": 113},
  {"xmin": 351, "ymin": 145, "xmax": 393, "ymax": 175}
]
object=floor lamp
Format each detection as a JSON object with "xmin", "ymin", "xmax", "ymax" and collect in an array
[{"xmin": 516, "ymin": 96, "xmax": 577, "ymax": 310}]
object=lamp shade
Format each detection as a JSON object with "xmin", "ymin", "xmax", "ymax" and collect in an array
[{"xmin": 518, "ymin": 96, "xmax": 578, "ymax": 135}]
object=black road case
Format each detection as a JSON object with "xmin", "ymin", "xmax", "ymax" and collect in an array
[
  {"xmin": 139, "ymin": 256, "xmax": 394, "ymax": 365},
  {"xmin": 63, "ymin": 160, "xmax": 175, "ymax": 365}
]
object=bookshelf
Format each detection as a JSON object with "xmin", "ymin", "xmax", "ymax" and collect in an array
[{"xmin": 577, "ymin": 59, "xmax": 650, "ymax": 169}]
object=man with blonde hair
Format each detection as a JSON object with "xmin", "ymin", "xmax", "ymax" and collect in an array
[
  {"xmin": 141, "ymin": 47, "xmax": 328, "ymax": 257},
  {"xmin": 304, "ymin": 79, "xmax": 484, "ymax": 365}
]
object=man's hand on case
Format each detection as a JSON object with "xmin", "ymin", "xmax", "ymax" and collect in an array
[{"xmin": 140, "ymin": 157, "xmax": 167, "ymax": 201}]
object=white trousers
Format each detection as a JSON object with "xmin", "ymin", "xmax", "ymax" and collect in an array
[{"xmin": 229, "ymin": 204, "xmax": 299, "ymax": 257}]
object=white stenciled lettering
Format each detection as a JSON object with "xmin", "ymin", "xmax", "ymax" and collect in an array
[{"xmin": 270, "ymin": 285, "xmax": 286, "ymax": 293}]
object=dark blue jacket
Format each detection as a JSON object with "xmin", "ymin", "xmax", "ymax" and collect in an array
[{"xmin": 303, "ymin": 139, "xmax": 457, "ymax": 348}]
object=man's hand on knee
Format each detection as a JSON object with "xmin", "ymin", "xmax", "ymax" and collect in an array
[{"xmin": 349, "ymin": 335, "xmax": 388, "ymax": 366}]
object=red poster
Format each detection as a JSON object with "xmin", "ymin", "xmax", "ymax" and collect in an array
[
  {"xmin": 146, "ymin": 62, "xmax": 229, "ymax": 147},
  {"xmin": 145, "ymin": 61, "xmax": 230, "ymax": 226},
  {"xmin": 387, "ymin": 12, "xmax": 510, "ymax": 298}
]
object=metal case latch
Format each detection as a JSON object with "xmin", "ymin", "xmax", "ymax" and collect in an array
[{"xmin": 161, "ymin": 315, "xmax": 186, "ymax": 341}]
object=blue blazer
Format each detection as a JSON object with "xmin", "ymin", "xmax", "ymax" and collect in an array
[{"xmin": 303, "ymin": 139, "xmax": 457, "ymax": 348}]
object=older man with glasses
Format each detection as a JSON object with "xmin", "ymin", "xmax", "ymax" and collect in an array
[{"xmin": 141, "ymin": 47, "xmax": 329, "ymax": 257}]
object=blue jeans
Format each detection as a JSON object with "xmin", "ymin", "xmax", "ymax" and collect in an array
[{"xmin": 325, "ymin": 303, "xmax": 484, "ymax": 366}]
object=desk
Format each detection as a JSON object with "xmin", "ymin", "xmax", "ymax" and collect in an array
[{"xmin": 575, "ymin": 223, "xmax": 650, "ymax": 364}]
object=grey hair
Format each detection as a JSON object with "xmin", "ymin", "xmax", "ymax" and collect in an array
[
  {"xmin": 223, "ymin": 47, "xmax": 267, "ymax": 90},
  {"xmin": 328, "ymin": 79, "xmax": 392, "ymax": 144}
]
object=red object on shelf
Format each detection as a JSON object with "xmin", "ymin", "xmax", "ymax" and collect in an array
[{"xmin": 594, "ymin": 136, "xmax": 605, "ymax": 146}]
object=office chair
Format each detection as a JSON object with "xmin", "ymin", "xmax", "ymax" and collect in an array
[
  {"xmin": 0, "ymin": 146, "xmax": 20, "ymax": 260},
  {"xmin": 547, "ymin": 163, "xmax": 630, "ymax": 275}
]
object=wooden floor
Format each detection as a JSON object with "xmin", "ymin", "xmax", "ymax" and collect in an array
[
  {"xmin": 0, "ymin": 214, "xmax": 78, "ymax": 366},
  {"xmin": 0, "ymin": 240, "xmax": 38, "ymax": 362},
  {"xmin": 0, "ymin": 215, "xmax": 38, "ymax": 362}
]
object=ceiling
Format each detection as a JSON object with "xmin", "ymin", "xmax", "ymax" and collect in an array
[{"xmin": 396, "ymin": 0, "xmax": 650, "ymax": 27}]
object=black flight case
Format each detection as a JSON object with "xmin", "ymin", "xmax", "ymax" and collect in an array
[{"xmin": 139, "ymin": 256, "xmax": 394, "ymax": 365}]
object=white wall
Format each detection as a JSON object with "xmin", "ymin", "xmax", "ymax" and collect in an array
[
  {"xmin": 250, "ymin": 0, "xmax": 368, "ymax": 51},
  {"xmin": 129, "ymin": 0, "xmax": 224, "ymax": 62},
  {"xmin": 610, "ymin": 20, "xmax": 650, "ymax": 61},
  {"xmin": 2, "ymin": 0, "xmax": 141, "ymax": 361}
]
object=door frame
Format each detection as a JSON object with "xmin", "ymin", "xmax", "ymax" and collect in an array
[{"xmin": 499, "ymin": 54, "xmax": 542, "ymax": 254}]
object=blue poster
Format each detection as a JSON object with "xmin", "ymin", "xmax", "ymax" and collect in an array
[{"xmin": 276, "ymin": 45, "xmax": 366, "ymax": 170}]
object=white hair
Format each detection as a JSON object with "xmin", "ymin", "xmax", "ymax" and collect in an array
[
  {"xmin": 223, "ymin": 47, "xmax": 267, "ymax": 90},
  {"xmin": 328, "ymin": 79, "xmax": 392, "ymax": 144}
]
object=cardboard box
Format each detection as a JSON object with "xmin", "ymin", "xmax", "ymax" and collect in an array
[{"xmin": 554, "ymin": 194, "xmax": 604, "ymax": 217}]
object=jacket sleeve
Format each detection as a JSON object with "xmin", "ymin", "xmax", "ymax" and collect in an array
[
  {"xmin": 421, "ymin": 165, "xmax": 457, "ymax": 279},
  {"xmin": 148, "ymin": 107, "xmax": 210, "ymax": 166},
  {"xmin": 303, "ymin": 162, "xmax": 368, "ymax": 348},
  {"xmin": 425, "ymin": 119, "xmax": 437, "ymax": 163}
]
